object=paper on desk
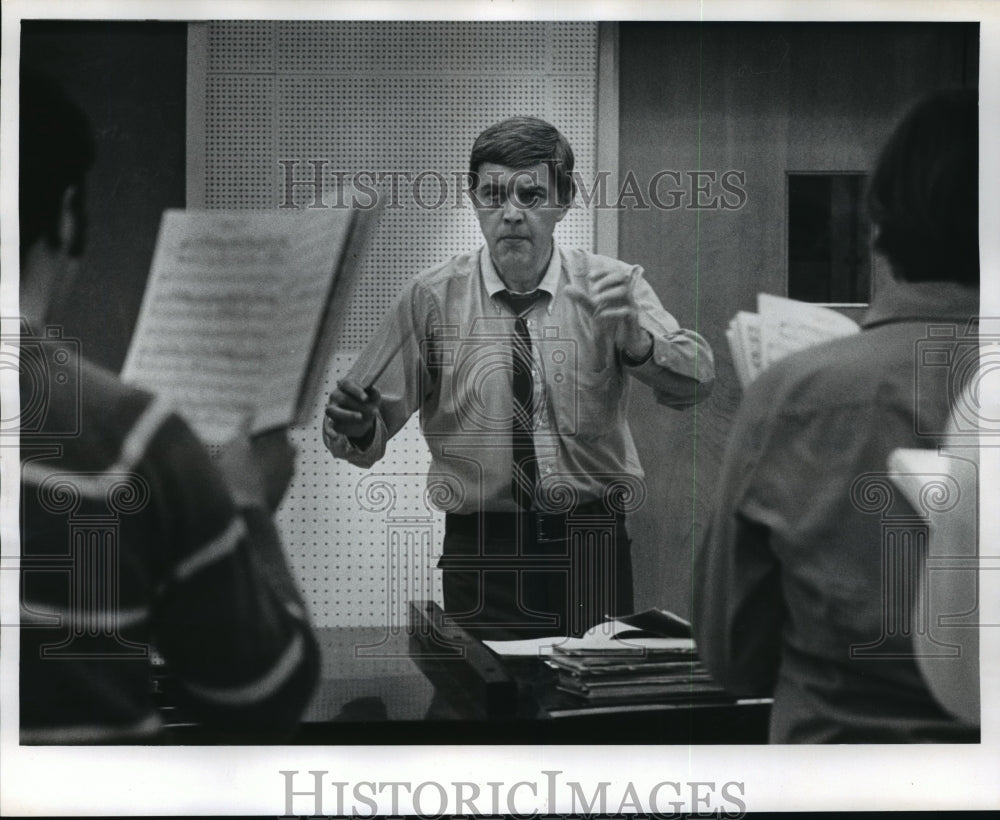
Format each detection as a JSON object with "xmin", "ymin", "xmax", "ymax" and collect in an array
[{"xmin": 483, "ymin": 612, "xmax": 695, "ymax": 657}]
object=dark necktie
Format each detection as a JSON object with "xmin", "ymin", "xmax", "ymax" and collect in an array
[{"xmin": 500, "ymin": 290, "xmax": 546, "ymax": 508}]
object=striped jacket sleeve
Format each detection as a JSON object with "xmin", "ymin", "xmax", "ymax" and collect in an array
[{"xmin": 141, "ymin": 412, "xmax": 319, "ymax": 733}]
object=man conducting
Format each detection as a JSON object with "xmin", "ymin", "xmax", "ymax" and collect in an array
[{"xmin": 324, "ymin": 117, "xmax": 714, "ymax": 638}]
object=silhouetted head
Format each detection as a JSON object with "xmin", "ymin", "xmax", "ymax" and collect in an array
[
  {"xmin": 868, "ymin": 87, "xmax": 978, "ymax": 286},
  {"xmin": 19, "ymin": 69, "xmax": 95, "ymax": 261}
]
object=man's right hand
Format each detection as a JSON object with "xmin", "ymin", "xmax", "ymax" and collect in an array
[{"xmin": 324, "ymin": 379, "xmax": 381, "ymax": 446}]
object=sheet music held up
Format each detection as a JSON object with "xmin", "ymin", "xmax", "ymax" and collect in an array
[
  {"xmin": 726, "ymin": 294, "xmax": 861, "ymax": 389},
  {"xmin": 121, "ymin": 208, "xmax": 372, "ymax": 444}
]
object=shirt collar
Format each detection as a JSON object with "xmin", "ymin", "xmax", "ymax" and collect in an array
[
  {"xmin": 862, "ymin": 278, "xmax": 979, "ymax": 329},
  {"xmin": 480, "ymin": 243, "xmax": 562, "ymax": 313}
]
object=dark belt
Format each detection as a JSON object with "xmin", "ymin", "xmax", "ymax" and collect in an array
[{"xmin": 445, "ymin": 500, "xmax": 623, "ymax": 544}]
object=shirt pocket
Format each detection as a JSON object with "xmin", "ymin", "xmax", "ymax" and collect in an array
[{"xmin": 551, "ymin": 363, "xmax": 621, "ymax": 442}]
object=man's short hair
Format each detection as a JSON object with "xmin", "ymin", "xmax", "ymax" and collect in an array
[
  {"xmin": 867, "ymin": 87, "xmax": 978, "ymax": 286},
  {"xmin": 469, "ymin": 116, "xmax": 576, "ymax": 206},
  {"xmin": 19, "ymin": 70, "xmax": 95, "ymax": 259}
]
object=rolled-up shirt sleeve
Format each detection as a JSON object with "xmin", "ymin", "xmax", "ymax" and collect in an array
[
  {"xmin": 322, "ymin": 278, "xmax": 435, "ymax": 468},
  {"xmin": 322, "ymin": 409, "xmax": 388, "ymax": 468},
  {"xmin": 626, "ymin": 271, "xmax": 715, "ymax": 408}
]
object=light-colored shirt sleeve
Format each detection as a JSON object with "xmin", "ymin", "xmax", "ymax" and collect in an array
[
  {"xmin": 626, "ymin": 269, "xmax": 715, "ymax": 408},
  {"xmin": 321, "ymin": 277, "xmax": 436, "ymax": 468}
]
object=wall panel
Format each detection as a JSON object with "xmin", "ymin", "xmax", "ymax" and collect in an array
[
  {"xmin": 617, "ymin": 22, "xmax": 977, "ymax": 619},
  {"xmin": 199, "ymin": 21, "xmax": 598, "ymax": 626}
]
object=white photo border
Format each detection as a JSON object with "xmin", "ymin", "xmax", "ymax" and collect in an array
[{"xmin": 2, "ymin": 0, "xmax": 998, "ymax": 815}]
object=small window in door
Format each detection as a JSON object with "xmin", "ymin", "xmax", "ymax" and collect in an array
[{"xmin": 787, "ymin": 173, "xmax": 872, "ymax": 305}]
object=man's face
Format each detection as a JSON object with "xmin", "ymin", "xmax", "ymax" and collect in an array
[{"xmin": 470, "ymin": 161, "xmax": 568, "ymax": 283}]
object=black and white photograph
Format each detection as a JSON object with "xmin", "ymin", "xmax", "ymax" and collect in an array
[{"xmin": 1, "ymin": 0, "xmax": 998, "ymax": 815}]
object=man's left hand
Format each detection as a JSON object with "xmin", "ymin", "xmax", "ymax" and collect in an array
[{"xmin": 564, "ymin": 268, "xmax": 653, "ymax": 361}]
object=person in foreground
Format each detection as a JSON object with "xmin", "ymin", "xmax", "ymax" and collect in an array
[
  {"xmin": 692, "ymin": 88, "xmax": 980, "ymax": 743},
  {"xmin": 325, "ymin": 116, "xmax": 714, "ymax": 638},
  {"xmin": 17, "ymin": 71, "xmax": 319, "ymax": 743}
]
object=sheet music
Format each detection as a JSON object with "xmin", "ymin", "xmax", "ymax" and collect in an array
[
  {"xmin": 122, "ymin": 209, "xmax": 353, "ymax": 444},
  {"xmin": 727, "ymin": 311, "xmax": 764, "ymax": 388},
  {"xmin": 293, "ymin": 189, "xmax": 383, "ymax": 421},
  {"xmin": 726, "ymin": 295, "xmax": 862, "ymax": 389},
  {"xmin": 757, "ymin": 292, "xmax": 861, "ymax": 368},
  {"xmin": 254, "ymin": 212, "xmax": 354, "ymax": 432}
]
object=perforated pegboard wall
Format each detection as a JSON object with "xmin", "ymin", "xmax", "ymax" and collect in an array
[{"xmin": 201, "ymin": 21, "xmax": 598, "ymax": 626}]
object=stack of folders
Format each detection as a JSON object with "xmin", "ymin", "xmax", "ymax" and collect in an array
[
  {"xmin": 546, "ymin": 609, "xmax": 729, "ymax": 706},
  {"xmin": 549, "ymin": 646, "xmax": 726, "ymax": 705}
]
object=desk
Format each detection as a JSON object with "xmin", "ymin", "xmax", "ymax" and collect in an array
[
  {"xmin": 290, "ymin": 625, "xmax": 771, "ymax": 744},
  {"xmin": 160, "ymin": 623, "xmax": 770, "ymax": 744}
]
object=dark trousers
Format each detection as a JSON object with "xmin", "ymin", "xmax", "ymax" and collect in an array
[{"xmin": 438, "ymin": 506, "xmax": 634, "ymax": 640}]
